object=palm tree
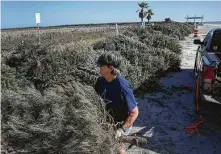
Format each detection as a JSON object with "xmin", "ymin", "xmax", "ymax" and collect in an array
[
  {"xmin": 136, "ymin": 2, "xmax": 149, "ymax": 28},
  {"xmin": 146, "ymin": 9, "xmax": 154, "ymax": 23}
]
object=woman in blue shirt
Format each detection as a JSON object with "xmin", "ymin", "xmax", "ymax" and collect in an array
[{"xmin": 95, "ymin": 51, "xmax": 139, "ymax": 154}]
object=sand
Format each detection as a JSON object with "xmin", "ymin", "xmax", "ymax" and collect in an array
[{"xmin": 127, "ymin": 24, "xmax": 221, "ymax": 154}]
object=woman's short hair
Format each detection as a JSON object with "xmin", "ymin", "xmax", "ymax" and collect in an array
[
  {"xmin": 97, "ymin": 51, "xmax": 121, "ymax": 75},
  {"xmin": 97, "ymin": 51, "xmax": 121, "ymax": 68}
]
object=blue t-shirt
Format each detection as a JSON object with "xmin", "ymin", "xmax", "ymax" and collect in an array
[{"xmin": 95, "ymin": 75, "xmax": 137, "ymax": 123}]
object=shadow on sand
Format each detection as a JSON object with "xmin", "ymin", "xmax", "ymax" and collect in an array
[{"xmin": 130, "ymin": 68, "xmax": 221, "ymax": 154}]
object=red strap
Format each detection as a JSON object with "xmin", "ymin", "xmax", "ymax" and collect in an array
[
  {"xmin": 184, "ymin": 75, "xmax": 204, "ymax": 136},
  {"xmin": 183, "ymin": 116, "xmax": 204, "ymax": 136}
]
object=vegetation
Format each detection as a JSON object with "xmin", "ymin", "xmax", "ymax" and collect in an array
[
  {"xmin": 137, "ymin": 2, "xmax": 149, "ymax": 28},
  {"xmin": 136, "ymin": 2, "xmax": 154, "ymax": 27},
  {"xmin": 146, "ymin": 9, "xmax": 154, "ymax": 23},
  {"xmin": 1, "ymin": 22, "xmax": 193, "ymax": 154},
  {"xmin": 165, "ymin": 18, "xmax": 172, "ymax": 23}
]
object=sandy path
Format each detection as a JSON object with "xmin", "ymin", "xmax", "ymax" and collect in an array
[{"xmin": 127, "ymin": 24, "xmax": 221, "ymax": 154}]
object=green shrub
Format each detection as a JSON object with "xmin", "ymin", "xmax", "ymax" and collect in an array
[
  {"xmin": 1, "ymin": 22, "xmax": 192, "ymax": 153},
  {"xmin": 1, "ymin": 82, "xmax": 117, "ymax": 154},
  {"xmin": 151, "ymin": 23, "xmax": 193, "ymax": 40},
  {"xmin": 3, "ymin": 41, "xmax": 99, "ymax": 92},
  {"xmin": 93, "ymin": 34, "xmax": 181, "ymax": 90}
]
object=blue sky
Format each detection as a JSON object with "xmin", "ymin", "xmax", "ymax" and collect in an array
[{"xmin": 1, "ymin": 1, "xmax": 221, "ymax": 29}]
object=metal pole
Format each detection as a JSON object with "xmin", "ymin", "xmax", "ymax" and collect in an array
[
  {"xmin": 37, "ymin": 23, "xmax": 40, "ymax": 44},
  {"xmin": 201, "ymin": 15, "xmax": 203, "ymax": 25},
  {"xmin": 194, "ymin": 15, "xmax": 196, "ymax": 28}
]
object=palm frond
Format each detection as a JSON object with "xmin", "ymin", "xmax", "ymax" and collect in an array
[{"xmin": 138, "ymin": 2, "xmax": 149, "ymax": 8}]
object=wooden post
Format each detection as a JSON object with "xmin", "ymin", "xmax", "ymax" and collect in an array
[{"xmin": 115, "ymin": 23, "xmax": 119, "ymax": 36}]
